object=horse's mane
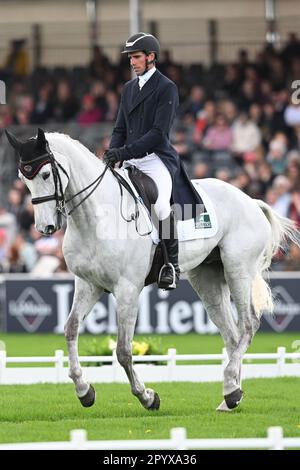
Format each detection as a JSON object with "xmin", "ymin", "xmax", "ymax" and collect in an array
[{"xmin": 46, "ymin": 132, "xmax": 101, "ymax": 164}]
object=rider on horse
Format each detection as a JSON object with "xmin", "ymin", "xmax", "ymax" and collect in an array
[{"xmin": 104, "ymin": 32, "xmax": 202, "ymax": 290}]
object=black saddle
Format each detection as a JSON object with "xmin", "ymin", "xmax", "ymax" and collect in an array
[{"xmin": 126, "ymin": 165, "xmax": 158, "ymax": 214}]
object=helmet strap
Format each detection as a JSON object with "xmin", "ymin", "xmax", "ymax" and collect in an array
[{"xmin": 141, "ymin": 53, "xmax": 155, "ymax": 75}]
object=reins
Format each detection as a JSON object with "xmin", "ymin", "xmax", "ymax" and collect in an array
[{"xmin": 25, "ymin": 144, "xmax": 151, "ymax": 236}]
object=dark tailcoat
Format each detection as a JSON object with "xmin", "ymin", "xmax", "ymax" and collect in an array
[{"xmin": 110, "ymin": 69, "xmax": 203, "ymax": 218}]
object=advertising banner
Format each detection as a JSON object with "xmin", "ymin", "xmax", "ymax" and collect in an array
[{"xmin": 1, "ymin": 274, "xmax": 300, "ymax": 333}]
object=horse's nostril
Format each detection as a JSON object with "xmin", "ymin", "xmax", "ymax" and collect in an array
[{"xmin": 45, "ymin": 225, "xmax": 55, "ymax": 235}]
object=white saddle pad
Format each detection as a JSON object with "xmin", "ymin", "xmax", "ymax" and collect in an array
[{"xmin": 122, "ymin": 169, "xmax": 218, "ymax": 243}]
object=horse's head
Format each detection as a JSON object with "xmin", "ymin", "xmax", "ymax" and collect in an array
[{"xmin": 6, "ymin": 128, "xmax": 69, "ymax": 235}]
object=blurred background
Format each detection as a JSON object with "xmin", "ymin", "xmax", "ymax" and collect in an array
[{"xmin": 0, "ymin": 0, "xmax": 300, "ymax": 335}]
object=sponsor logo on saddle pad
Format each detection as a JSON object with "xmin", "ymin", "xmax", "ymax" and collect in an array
[{"xmin": 195, "ymin": 213, "xmax": 212, "ymax": 229}]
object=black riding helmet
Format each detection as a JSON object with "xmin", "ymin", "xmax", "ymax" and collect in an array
[{"xmin": 121, "ymin": 32, "xmax": 160, "ymax": 60}]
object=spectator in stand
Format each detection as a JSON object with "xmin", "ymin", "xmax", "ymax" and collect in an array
[
  {"xmin": 286, "ymin": 160, "xmax": 300, "ymax": 191},
  {"xmin": 219, "ymin": 99, "xmax": 238, "ymax": 126},
  {"xmin": 1, "ymin": 39, "xmax": 29, "ymax": 80},
  {"xmin": 180, "ymin": 85, "xmax": 205, "ymax": 119},
  {"xmin": 215, "ymin": 168, "xmax": 232, "ymax": 183},
  {"xmin": 90, "ymin": 81, "xmax": 108, "ymax": 116},
  {"xmin": 237, "ymin": 79, "xmax": 260, "ymax": 111},
  {"xmin": 52, "ymin": 80, "xmax": 79, "ymax": 122},
  {"xmin": 230, "ymin": 170, "xmax": 251, "ymax": 195},
  {"xmin": 193, "ymin": 100, "xmax": 216, "ymax": 146},
  {"xmin": 266, "ymin": 133, "xmax": 288, "ymax": 176},
  {"xmin": 18, "ymin": 195, "xmax": 34, "ymax": 233},
  {"xmin": 6, "ymin": 188, "xmax": 23, "ymax": 219},
  {"xmin": 193, "ymin": 162, "xmax": 210, "ymax": 179},
  {"xmin": 256, "ymin": 162, "xmax": 274, "ymax": 196},
  {"xmin": 77, "ymin": 94, "xmax": 103, "ymax": 125},
  {"xmin": 0, "ymin": 105, "xmax": 12, "ymax": 128},
  {"xmin": 172, "ymin": 128, "xmax": 194, "ymax": 175},
  {"xmin": 281, "ymin": 32, "xmax": 300, "ymax": 66},
  {"xmin": 222, "ymin": 64, "xmax": 242, "ymax": 99},
  {"xmin": 31, "ymin": 83, "xmax": 54, "ymax": 124},
  {"xmin": 159, "ymin": 49, "xmax": 175, "ymax": 75},
  {"xmin": 231, "ymin": 111, "xmax": 261, "ymax": 164},
  {"xmin": 203, "ymin": 113, "xmax": 232, "ymax": 152},
  {"xmin": 7, "ymin": 240, "xmax": 27, "ymax": 273},
  {"xmin": 268, "ymin": 56, "xmax": 286, "ymax": 90},
  {"xmin": 13, "ymin": 93, "xmax": 34, "ymax": 125},
  {"xmin": 288, "ymin": 189, "xmax": 300, "ymax": 228},
  {"xmin": 271, "ymin": 175, "xmax": 292, "ymax": 217},
  {"xmin": 283, "ymin": 242, "xmax": 300, "ymax": 271},
  {"xmin": 104, "ymin": 90, "xmax": 119, "ymax": 121},
  {"xmin": 0, "ymin": 206, "xmax": 17, "ymax": 249}
]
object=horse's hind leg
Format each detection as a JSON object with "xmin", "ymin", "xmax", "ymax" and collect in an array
[
  {"xmin": 220, "ymin": 255, "xmax": 261, "ymax": 410},
  {"xmin": 187, "ymin": 263, "xmax": 241, "ymax": 408},
  {"xmin": 64, "ymin": 276, "xmax": 103, "ymax": 407},
  {"xmin": 114, "ymin": 278, "xmax": 160, "ymax": 410}
]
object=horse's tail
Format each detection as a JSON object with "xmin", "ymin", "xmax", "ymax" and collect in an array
[
  {"xmin": 251, "ymin": 199, "xmax": 300, "ymax": 318},
  {"xmin": 256, "ymin": 199, "xmax": 300, "ymax": 271}
]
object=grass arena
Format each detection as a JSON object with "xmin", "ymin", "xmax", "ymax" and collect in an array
[{"xmin": 0, "ymin": 332, "xmax": 300, "ymax": 444}]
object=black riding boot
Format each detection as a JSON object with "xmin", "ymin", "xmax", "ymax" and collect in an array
[{"xmin": 158, "ymin": 211, "xmax": 180, "ymax": 290}]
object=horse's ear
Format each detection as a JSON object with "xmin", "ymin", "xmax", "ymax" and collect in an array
[
  {"xmin": 37, "ymin": 127, "xmax": 47, "ymax": 148},
  {"xmin": 5, "ymin": 130, "xmax": 21, "ymax": 152}
]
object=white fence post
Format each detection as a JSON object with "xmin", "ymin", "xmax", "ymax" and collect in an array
[
  {"xmin": 170, "ymin": 427, "xmax": 187, "ymax": 450},
  {"xmin": 167, "ymin": 348, "xmax": 177, "ymax": 381},
  {"xmin": 0, "ymin": 350, "xmax": 6, "ymax": 384},
  {"xmin": 70, "ymin": 429, "xmax": 87, "ymax": 450},
  {"xmin": 112, "ymin": 348, "xmax": 118, "ymax": 382},
  {"xmin": 55, "ymin": 350, "xmax": 64, "ymax": 383},
  {"xmin": 277, "ymin": 347, "xmax": 286, "ymax": 377},
  {"xmin": 268, "ymin": 426, "xmax": 284, "ymax": 450}
]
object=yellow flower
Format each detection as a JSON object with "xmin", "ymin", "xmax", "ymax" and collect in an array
[{"xmin": 132, "ymin": 340, "xmax": 149, "ymax": 355}]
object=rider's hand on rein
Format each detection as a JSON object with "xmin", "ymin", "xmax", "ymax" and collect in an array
[{"xmin": 104, "ymin": 148, "xmax": 122, "ymax": 167}]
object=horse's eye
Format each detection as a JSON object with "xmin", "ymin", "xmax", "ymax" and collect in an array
[{"xmin": 42, "ymin": 172, "xmax": 50, "ymax": 180}]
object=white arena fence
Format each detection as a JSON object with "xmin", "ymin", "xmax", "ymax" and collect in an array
[
  {"xmin": 0, "ymin": 426, "xmax": 300, "ymax": 450},
  {"xmin": 0, "ymin": 347, "xmax": 300, "ymax": 385}
]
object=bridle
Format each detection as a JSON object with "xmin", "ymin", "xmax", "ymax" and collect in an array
[
  {"xmin": 20, "ymin": 143, "xmax": 151, "ymax": 236},
  {"xmin": 20, "ymin": 143, "xmax": 109, "ymax": 225}
]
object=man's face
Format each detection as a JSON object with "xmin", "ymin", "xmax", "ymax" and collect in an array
[{"xmin": 128, "ymin": 51, "xmax": 154, "ymax": 76}]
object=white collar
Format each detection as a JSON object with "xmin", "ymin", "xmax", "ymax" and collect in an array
[{"xmin": 138, "ymin": 67, "xmax": 156, "ymax": 89}]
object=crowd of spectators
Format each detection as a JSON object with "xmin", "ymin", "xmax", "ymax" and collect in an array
[{"xmin": 0, "ymin": 34, "xmax": 300, "ymax": 273}]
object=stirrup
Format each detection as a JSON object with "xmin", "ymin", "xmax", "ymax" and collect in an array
[{"xmin": 158, "ymin": 262, "xmax": 177, "ymax": 290}]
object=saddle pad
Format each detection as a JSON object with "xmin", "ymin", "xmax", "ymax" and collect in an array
[{"xmin": 121, "ymin": 169, "xmax": 218, "ymax": 243}]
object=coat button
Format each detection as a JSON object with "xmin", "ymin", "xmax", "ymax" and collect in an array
[{"xmin": 129, "ymin": 129, "xmax": 133, "ymax": 134}]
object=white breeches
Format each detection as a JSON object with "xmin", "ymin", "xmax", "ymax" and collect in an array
[{"xmin": 126, "ymin": 153, "xmax": 172, "ymax": 220}]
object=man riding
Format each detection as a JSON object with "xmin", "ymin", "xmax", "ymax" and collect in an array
[{"xmin": 104, "ymin": 32, "xmax": 202, "ymax": 290}]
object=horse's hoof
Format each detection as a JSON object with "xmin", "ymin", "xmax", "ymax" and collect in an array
[
  {"xmin": 78, "ymin": 385, "xmax": 96, "ymax": 408},
  {"xmin": 148, "ymin": 392, "xmax": 160, "ymax": 410},
  {"xmin": 223, "ymin": 388, "xmax": 243, "ymax": 410},
  {"xmin": 216, "ymin": 400, "xmax": 232, "ymax": 412}
]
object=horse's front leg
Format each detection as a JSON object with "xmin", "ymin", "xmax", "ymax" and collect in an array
[
  {"xmin": 115, "ymin": 280, "xmax": 160, "ymax": 410},
  {"xmin": 64, "ymin": 276, "xmax": 103, "ymax": 407}
]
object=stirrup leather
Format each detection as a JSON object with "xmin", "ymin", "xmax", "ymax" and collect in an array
[{"xmin": 158, "ymin": 262, "xmax": 176, "ymax": 289}]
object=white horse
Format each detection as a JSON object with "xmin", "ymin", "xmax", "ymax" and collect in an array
[{"xmin": 6, "ymin": 128, "xmax": 300, "ymax": 412}]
